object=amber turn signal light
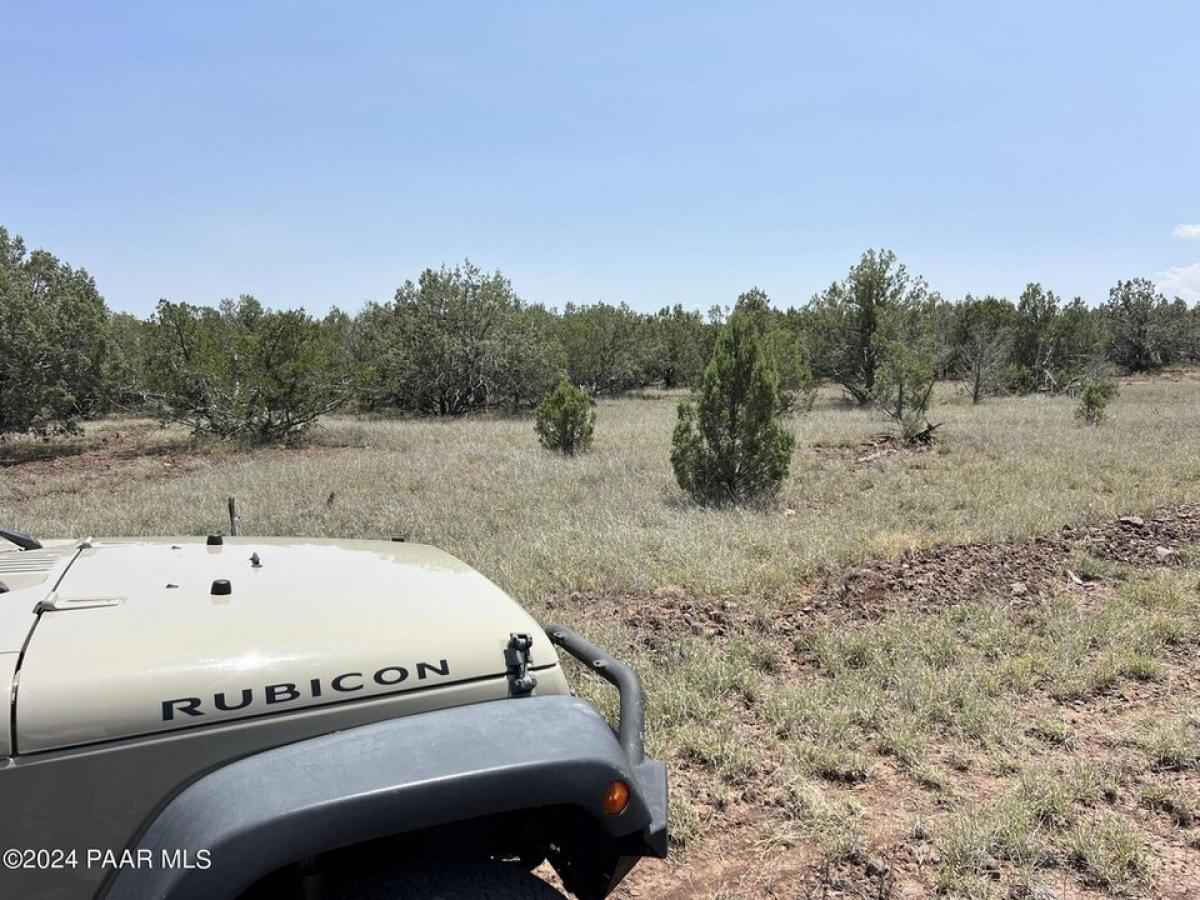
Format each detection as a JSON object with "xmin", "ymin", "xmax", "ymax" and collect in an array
[{"xmin": 602, "ymin": 779, "xmax": 630, "ymax": 815}]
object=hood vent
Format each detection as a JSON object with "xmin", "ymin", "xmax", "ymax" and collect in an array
[{"xmin": 0, "ymin": 550, "xmax": 71, "ymax": 575}]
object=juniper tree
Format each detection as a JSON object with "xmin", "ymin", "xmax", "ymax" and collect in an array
[
  {"xmin": 807, "ymin": 250, "xmax": 932, "ymax": 405},
  {"xmin": 1101, "ymin": 279, "xmax": 1178, "ymax": 373},
  {"xmin": 647, "ymin": 304, "xmax": 707, "ymax": 388},
  {"xmin": 0, "ymin": 228, "xmax": 112, "ymax": 434},
  {"xmin": 954, "ymin": 296, "xmax": 1014, "ymax": 403},
  {"xmin": 733, "ymin": 287, "xmax": 816, "ymax": 411},
  {"xmin": 763, "ymin": 326, "xmax": 817, "ymax": 412},
  {"xmin": 144, "ymin": 296, "xmax": 352, "ymax": 443},
  {"xmin": 558, "ymin": 301, "xmax": 656, "ymax": 396},
  {"xmin": 1075, "ymin": 377, "xmax": 1117, "ymax": 425},
  {"xmin": 362, "ymin": 262, "xmax": 561, "ymax": 415},
  {"xmin": 671, "ymin": 311, "xmax": 793, "ymax": 505},
  {"xmin": 838, "ymin": 292, "xmax": 942, "ymax": 441},
  {"xmin": 534, "ymin": 379, "xmax": 595, "ymax": 455},
  {"xmin": 1008, "ymin": 283, "xmax": 1061, "ymax": 392},
  {"xmin": 872, "ymin": 338, "xmax": 937, "ymax": 440}
]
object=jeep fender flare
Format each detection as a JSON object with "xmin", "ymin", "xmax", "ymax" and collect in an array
[{"xmin": 103, "ymin": 695, "xmax": 667, "ymax": 900}]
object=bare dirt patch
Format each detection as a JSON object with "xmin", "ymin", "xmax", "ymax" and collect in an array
[
  {"xmin": 812, "ymin": 432, "xmax": 937, "ymax": 466},
  {"xmin": 0, "ymin": 424, "xmax": 215, "ymax": 504},
  {"xmin": 0, "ymin": 422, "xmax": 359, "ymax": 506}
]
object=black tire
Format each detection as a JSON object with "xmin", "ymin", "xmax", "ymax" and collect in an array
[{"xmin": 339, "ymin": 860, "xmax": 567, "ymax": 900}]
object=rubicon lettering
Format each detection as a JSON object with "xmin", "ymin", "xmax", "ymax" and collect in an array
[{"xmin": 161, "ymin": 660, "xmax": 452, "ymax": 721}]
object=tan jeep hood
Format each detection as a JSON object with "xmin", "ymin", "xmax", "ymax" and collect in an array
[{"xmin": 14, "ymin": 538, "xmax": 560, "ymax": 753}]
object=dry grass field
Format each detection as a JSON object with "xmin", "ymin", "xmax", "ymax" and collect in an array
[
  {"xmin": 5, "ymin": 376, "xmax": 1200, "ymax": 601},
  {"xmin": 3, "ymin": 374, "xmax": 1200, "ymax": 898}
]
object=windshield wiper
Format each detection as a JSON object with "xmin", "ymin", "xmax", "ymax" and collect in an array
[{"xmin": 0, "ymin": 528, "xmax": 42, "ymax": 551}]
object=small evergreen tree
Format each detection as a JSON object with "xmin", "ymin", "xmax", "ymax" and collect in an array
[
  {"xmin": 731, "ymin": 288, "xmax": 816, "ymax": 411},
  {"xmin": 872, "ymin": 339, "xmax": 937, "ymax": 441},
  {"xmin": 1075, "ymin": 377, "xmax": 1117, "ymax": 425},
  {"xmin": 763, "ymin": 326, "xmax": 817, "ymax": 412},
  {"xmin": 534, "ymin": 379, "xmax": 595, "ymax": 455},
  {"xmin": 954, "ymin": 296, "xmax": 1014, "ymax": 403},
  {"xmin": 863, "ymin": 300, "xmax": 941, "ymax": 441},
  {"xmin": 1009, "ymin": 283, "xmax": 1061, "ymax": 392},
  {"xmin": 671, "ymin": 311, "xmax": 794, "ymax": 505}
]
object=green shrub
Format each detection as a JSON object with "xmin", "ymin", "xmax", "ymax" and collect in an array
[
  {"xmin": 1075, "ymin": 377, "xmax": 1118, "ymax": 425},
  {"xmin": 534, "ymin": 379, "xmax": 595, "ymax": 455},
  {"xmin": 670, "ymin": 311, "xmax": 793, "ymax": 505},
  {"xmin": 1000, "ymin": 363, "xmax": 1039, "ymax": 395}
]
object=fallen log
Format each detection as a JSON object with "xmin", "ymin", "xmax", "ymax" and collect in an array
[{"xmin": 908, "ymin": 421, "xmax": 942, "ymax": 444}]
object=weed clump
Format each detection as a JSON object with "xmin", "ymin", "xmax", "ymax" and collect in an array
[
  {"xmin": 1139, "ymin": 779, "xmax": 1196, "ymax": 827},
  {"xmin": 1067, "ymin": 815, "xmax": 1149, "ymax": 890},
  {"xmin": 1141, "ymin": 721, "xmax": 1200, "ymax": 772}
]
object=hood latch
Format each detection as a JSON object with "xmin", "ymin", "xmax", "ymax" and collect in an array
[{"xmin": 505, "ymin": 633, "xmax": 537, "ymax": 697}]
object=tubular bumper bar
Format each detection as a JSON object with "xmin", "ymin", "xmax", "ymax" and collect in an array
[{"xmin": 545, "ymin": 624, "xmax": 646, "ymax": 765}]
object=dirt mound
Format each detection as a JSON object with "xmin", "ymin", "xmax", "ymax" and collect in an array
[
  {"xmin": 552, "ymin": 503, "xmax": 1200, "ymax": 646},
  {"xmin": 814, "ymin": 502, "xmax": 1200, "ymax": 620}
]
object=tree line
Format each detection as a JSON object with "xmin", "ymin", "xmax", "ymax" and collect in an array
[{"xmin": 3, "ymin": 226, "xmax": 1199, "ymax": 442}]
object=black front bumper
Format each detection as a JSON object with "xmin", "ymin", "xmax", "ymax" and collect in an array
[{"xmin": 106, "ymin": 692, "xmax": 666, "ymax": 900}]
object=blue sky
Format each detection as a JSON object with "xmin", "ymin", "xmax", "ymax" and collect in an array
[{"xmin": 2, "ymin": 1, "xmax": 1198, "ymax": 315}]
